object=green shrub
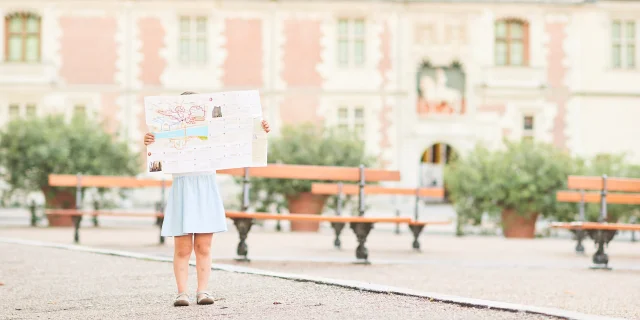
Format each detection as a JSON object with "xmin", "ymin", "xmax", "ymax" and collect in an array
[
  {"xmin": 0, "ymin": 114, "xmax": 140, "ymax": 206},
  {"xmin": 242, "ymin": 122, "xmax": 375, "ymax": 212}
]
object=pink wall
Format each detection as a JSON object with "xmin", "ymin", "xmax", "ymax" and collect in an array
[
  {"xmin": 59, "ymin": 16, "xmax": 118, "ymax": 85},
  {"xmin": 280, "ymin": 19, "xmax": 323, "ymax": 124},
  {"xmin": 378, "ymin": 22, "xmax": 392, "ymax": 168},
  {"xmin": 223, "ymin": 18, "xmax": 263, "ymax": 88},
  {"xmin": 546, "ymin": 22, "xmax": 569, "ymax": 149},
  {"xmin": 138, "ymin": 17, "xmax": 166, "ymax": 86}
]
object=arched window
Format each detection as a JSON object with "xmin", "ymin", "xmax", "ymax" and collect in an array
[
  {"xmin": 4, "ymin": 12, "xmax": 41, "ymax": 62},
  {"xmin": 494, "ymin": 19, "xmax": 529, "ymax": 66}
]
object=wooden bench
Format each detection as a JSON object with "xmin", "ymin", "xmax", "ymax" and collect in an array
[
  {"xmin": 227, "ymin": 211, "xmax": 410, "ymax": 263},
  {"xmin": 46, "ymin": 174, "xmax": 169, "ymax": 244},
  {"xmin": 553, "ymin": 175, "xmax": 640, "ymax": 269},
  {"xmin": 311, "ymin": 183, "xmax": 451, "ymax": 251},
  {"xmin": 219, "ymin": 164, "xmax": 402, "ymax": 262},
  {"xmin": 46, "ymin": 164, "xmax": 401, "ymax": 258}
]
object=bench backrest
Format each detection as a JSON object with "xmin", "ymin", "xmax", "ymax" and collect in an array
[
  {"xmin": 218, "ymin": 164, "xmax": 400, "ymax": 182},
  {"xmin": 567, "ymin": 175, "xmax": 640, "ymax": 192},
  {"xmin": 311, "ymin": 183, "xmax": 443, "ymax": 198},
  {"xmin": 556, "ymin": 191, "xmax": 640, "ymax": 204},
  {"xmin": 49, "ymin": 164, "xmax": 400, "ymax": 189},
  {"xmin": 49, "ymin": 174, "xmax": 168, "ymax": 188}
]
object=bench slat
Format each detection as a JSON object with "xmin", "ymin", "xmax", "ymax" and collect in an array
[
  {"xmin": 49, "ymin": 174, "xmax": 169, "ymax": 188},
  {"xmin": 550, "ymin": 222, "xmax": 640, "ymax": 231},
  {"xmin": 311, "ymin": 183, "xmax": 444, "ymax": 197},
  {"xmin": 225, "ymin": 211, "xmax": 410, "ymax": 223},
  {"xmin": 409, "ymin": 220, "xmax": 452, "ymax": 226},
  {"xmin": 46, "ymin": 209, "xmax": 164, "ymax": 217},
  {"xmin": 556, "ymin": 191, "xmax": 640, "ymax": 204},
  {"xmin": 218, "ymin": 165, "xmax": 400, "ymax": 182},
  {"xmin": 46, "ymin": 209, "xmax": 412, "ymax": 224},
  {"xmin": 568, "ymin": 176, "xmax": 640, "ymax": 192}
]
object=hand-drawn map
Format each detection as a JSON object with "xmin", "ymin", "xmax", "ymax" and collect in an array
[{"xmin": 145, "ymin": 90, "xmax": 267, "ymax": 174}]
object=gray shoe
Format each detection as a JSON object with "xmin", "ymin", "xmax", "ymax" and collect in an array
[
  {"xmin": 196, "ymin": 291, "xmax": 214, "ymax": 305},
  {"xmin": 174, "ymin": 292, "xmax": 190, "ymax": 307}
]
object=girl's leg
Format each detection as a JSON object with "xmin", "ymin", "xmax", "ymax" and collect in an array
[
  {"xmin": 193, "ymin": 233, "xmax": 213, "ymax": 292},
  {"xmin": 173, "ymin": 234, "xmax": 193, "ymax": 293}
]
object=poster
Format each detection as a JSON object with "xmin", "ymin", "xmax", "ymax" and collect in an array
[{"xmin": 145, "ymin": 90, "xmax": 267, "ymax": 174}]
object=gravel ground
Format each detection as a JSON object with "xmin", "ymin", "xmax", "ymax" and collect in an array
[
  {"xmin": 2, "ymin": 224, "xmax": 639, "ymax": 319},
  {"xmin": 0, "ymin": 243, "xmax": 556, "ymax": 320},
  {"xmin": 234, "ymin": 260, "xmax": 640, "ymax": 320}
]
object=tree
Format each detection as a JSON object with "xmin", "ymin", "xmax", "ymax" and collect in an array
[
  {"xmin": 445, "ymin": 140, "xmax": 576, "ymax": 237},
  {"xmin": 579, "ymin": 153, "xmax": 640, "ymax": 222},
  {"xmin": 0, "ymin": 114, "xmax": 140, "ymax": 208},
  {"xmin": 242, "ymin": 122, "xmax": 376, "ymax": 214}
]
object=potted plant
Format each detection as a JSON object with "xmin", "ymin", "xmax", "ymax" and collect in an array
[
  {"xmin": 445, "ymin": 140, "xmax": 575, "ymax": 238},
  {"xmin": 0, "ymin": 115, "xmax": 140, "ymax": 226},
  {"xmin": 243, "ymin": 123, "xmax": 375, "ymax": 232}
]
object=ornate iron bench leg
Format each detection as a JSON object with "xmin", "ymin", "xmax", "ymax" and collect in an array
[
  {"xmin": 29, "ymin": 201, "xmax": 38, "ymax": 227},
  {"xmin": 233, "ymin": 218, "xmax": 253, "ymax": 262},
  {"xmin": 156, "ymin": 217, "xmax": 165, "ymax": 245},
  {"xmin": 408, "ymin": 224, "xmax": 425, "ymax": 252},
  {"xmin": 350, "ymin": 222, "xmax": 373, "ymax": 264},
  {"xmin": 575, "ymin": 229, "xmax": 586, "ymax": 255},
  {"xmin": 588, "ymin": 230, "xmax": 617, "ymax": 270},
  {"xmin": 72, "ymin": 215, "xmax": 82, "ymax": 244},
  {"xmin": 331, "ymin": 222, "xmax": 345, "ymax": 249}
]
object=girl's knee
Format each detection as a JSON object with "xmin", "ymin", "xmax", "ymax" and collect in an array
[
  {"xmin": 175, "ymin": 245, "xmax": 192, "ymax": 258},
  {"xmin": 194, "ymin": 242, "xmax": 211, "ymax": 257}
]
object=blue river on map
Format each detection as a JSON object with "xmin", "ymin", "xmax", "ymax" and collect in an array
[{"xmin": 154, "ymin": 126, "xmax": 208, "ymax": 139}]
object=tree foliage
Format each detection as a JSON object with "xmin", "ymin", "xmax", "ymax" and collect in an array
[
  {"xmin": 241, "ymin": 122, "xmax": 375, "ymax": 212},
  {"xmin": 445, "ymin": 140, "xmax": 576, "ymax": 225},
  {"xmin": 0, "ymin": 115, "xmax": 140, "ymax": 204},
  {"xmin": 578, "ymin": 154, "xmax": 640, "ymax": 222}
]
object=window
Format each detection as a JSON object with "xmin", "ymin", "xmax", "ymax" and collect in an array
[
  {"xmin": 74, "ymin": 104, "xmax": 86, "ymax": 117},
  {"xmin": 523, "ymin": 115, "xmax": 534, "ymax": 141},
  {"xmin": 495, "ymin": 19, "xmax": 528, "ymax": 66},
  {"xmin": 336, "ymin": 106, "xmax": 365, "ymax": 137},
  {"xmin": 353, "ymin": 107, "xmax": 364, "ymax": 136},
  {"xmin": 337, "ymin": 106, "xmax": 349, "ymax": 130},
  {"xmin": 5, "ymin": 12, "xmax": 41, "ymax": 62},
  {"xmin": 337, "ymin": 18, "xmax": 365, "ymax": 67},
  {"xmin": 25, "ymin": 104, "xmax": 36, "ymax": 117},
  {"xmin": 612, "ymin": 20, "xmax": 636, "ymax": 69},
  {"xmin": 8, "ymin": 104, "xmax": 19, "ymax": 119},
  {"xmin": 179, "ymin": 16, "xmax": 207, "ymax": 65}
]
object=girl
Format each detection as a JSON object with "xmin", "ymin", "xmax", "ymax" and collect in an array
[{"xmin": 144, "ymin": 91, "xmax": 270, "ymax": 306}]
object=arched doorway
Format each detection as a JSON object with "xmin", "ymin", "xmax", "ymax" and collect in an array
[{"xmin": 419, "ymin": 142, "xmax": 457, "ymax": 201}]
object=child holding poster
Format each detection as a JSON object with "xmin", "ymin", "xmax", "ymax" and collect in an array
[{"xmin": 144, "ymin": 91, "xmax": 270, "ymax": 307}]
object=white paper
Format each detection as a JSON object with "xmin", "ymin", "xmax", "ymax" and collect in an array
[{"xmin": 145, "ymin": 90, "xmax": 267, "ymax": 174}]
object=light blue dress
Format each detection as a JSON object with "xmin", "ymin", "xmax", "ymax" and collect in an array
[{"xmin": 161, "ymin": 171, "xmax": 228, "ymax": 237}]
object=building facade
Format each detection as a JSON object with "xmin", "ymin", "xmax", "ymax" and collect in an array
[{"xmin": 1, "ymin": 0, "xmax": 639, "ymax": 188}]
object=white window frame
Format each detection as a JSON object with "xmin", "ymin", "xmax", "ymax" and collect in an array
[
  {"xmin": 336, "ymin": 105, "xmax": 365, "ymax": 137},
  {"xmin": 7, "ymin": 102, "xmax": 37, "ymax": 120},
  {"xmin": 337, "ymin": 18, "xmax": 366, "ymax": 68},
  {"xmin": 612, "ymin": 19, "xmax": 637, "ymax": 69},
  {"xmin": 522, "ymin": 115, "xmax": 534, "ymax": 140},
  {"xmin": 178, "ymin": 16, "xmax": 208, "ymax": 66}
]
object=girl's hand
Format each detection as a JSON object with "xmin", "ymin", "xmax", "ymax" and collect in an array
[
  {"xmin": 261, "ymin": 120, "xmax": 270, "ymax": 133},
  {"xmin": 144, "ymin": 133, "xmax": 155, "ymax": 146}
]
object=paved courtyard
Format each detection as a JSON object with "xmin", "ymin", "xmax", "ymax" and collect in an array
[
  {"xmin": 1, "ymin": 210, "xmax": 639, "ymax": 319},
  {"xmin": 1, "ymin": 243, "xmax": 555, "ymax": 320}
]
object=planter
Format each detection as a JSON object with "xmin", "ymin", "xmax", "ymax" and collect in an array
[
  {"xmin": 286, "ymin": 192, "xmax": 328, "ymax": 232},
  {"xmin": 42, "ymin": 187, "xmax": 76, "ymax": 227},
  {"xmin": 501, "ymin": 209, "xmax": 539, "ymax": 239}
]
